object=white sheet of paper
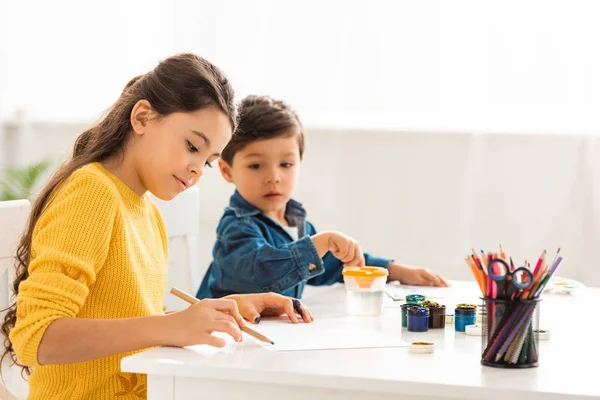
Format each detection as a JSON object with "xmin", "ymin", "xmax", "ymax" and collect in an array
[
  {"xmin": 184, "ymin": 317, "xmax": 407, "ymax": 354},
  {"xmin": 251, "ymin": 317, "xmax": 408, "ymax": 352},
  {"xmin": 385, "ymin": 283, "xmax": 450, "ymax": 301}
]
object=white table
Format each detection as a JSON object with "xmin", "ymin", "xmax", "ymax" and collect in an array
[{"xmin": 121, "ymin": 281, "xmax": 600, "ymax": 400}]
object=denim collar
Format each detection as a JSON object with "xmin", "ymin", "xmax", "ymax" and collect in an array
[{"xmin": 228, "ymin": 190, "xmax": 306, "ymax": 221}]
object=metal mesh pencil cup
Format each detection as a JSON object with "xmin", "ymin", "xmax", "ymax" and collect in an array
[{"xmin": 480, "ymin": 297, "xmax": 541, "ymax": 368}]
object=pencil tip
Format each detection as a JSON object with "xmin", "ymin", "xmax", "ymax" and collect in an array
[{"xmin": 270, "ymin": 341, "xmax": 275, "ymax": 345}]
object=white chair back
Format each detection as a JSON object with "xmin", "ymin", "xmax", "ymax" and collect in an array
[
  {"xmin": 151, "ymin": 187, "xmax": 203, "ymax": 310},
  {"xmin": 0, "ymin": 199, "xmax": 31, "ymax": 400}
]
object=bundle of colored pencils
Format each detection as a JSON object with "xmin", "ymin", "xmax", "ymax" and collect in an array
[{"xmin": 464, "ymin": 246, "xmax": 563, "ymax": 367}]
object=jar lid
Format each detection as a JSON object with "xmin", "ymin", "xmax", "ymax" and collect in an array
[
  {"xmin": 406, "ymin": 294, "xmax": 426, "ymax": 303},
  {"xmin": 455, "ymin": 303, "xmax": 477, "ymax": 309},
  {"xmin": 465, "ymin": 324, "xmax": 483, "ymax": 336},
  {"xmin": 409, "ymin": 341, "xmax": 435, "ymax": 354},
  {"xmin": 342, "ymin": 266, "xmax": 388, "ymax": 288},
  {"xmin": 534, "ymin": 329, "xmax": 551, "ymax": 340},
  {"xmin": 342, "ymin": 266, "xmax": 388, "ymax": 277},
  {"xmin": 407, "ymin": 306, "xmax": 430, "ymax": 316},
  {"xmin": 429, "ymin": 304, "xmax": 446, "ymax": 313}
]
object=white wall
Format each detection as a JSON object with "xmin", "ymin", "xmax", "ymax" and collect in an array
[
  {"xmin": 2, "ymin": 1, "xmax": 600, "ymax": 134},
  {"xmin": 2, "ymin": 122, "xmax": 598, "ymax": 287}
]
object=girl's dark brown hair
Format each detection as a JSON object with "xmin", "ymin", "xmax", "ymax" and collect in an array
[
  {"xmin": 0, "ymin": 53, "xmax": 236, "ymax": 376},
  {"xmin": 220, "ymin": 95, "xmax": 304, "ymax": 165}
]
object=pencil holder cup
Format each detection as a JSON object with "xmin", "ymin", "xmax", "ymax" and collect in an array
[{"xmin": 480, "ymin": 297, "xmax": 541, "ymax": 368}]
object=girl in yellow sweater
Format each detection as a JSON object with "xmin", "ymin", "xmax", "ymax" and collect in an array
[{"xmin": 0, "ymin": 53, "xmax": 313, "ymax": 400}]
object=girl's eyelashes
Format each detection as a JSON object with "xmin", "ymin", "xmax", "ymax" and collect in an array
[
  {"xmin": 188, "ymin": 139, "xmax": 215, "ymax": 168},
  {"xmin": 187, "ymin": 140, "xmax": 198, "ymax": 153},
  {"xmin": 248, "ymin": 164, "xmax": 260, "ymax": 170}
]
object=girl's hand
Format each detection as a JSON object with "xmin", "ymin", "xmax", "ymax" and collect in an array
[
  {"xmin": 226, "ymin": 293, "xmax": 314, "ymax": 324},
  {"xmin": 164, "ymin": 298, "xmax": 246, "ymax": 348}
]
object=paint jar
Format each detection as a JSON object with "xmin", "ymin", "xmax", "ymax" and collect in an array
[
  {"xmin": 455, "ymin": 304, "xmax": 477, "ymax": 332},
  {"xmin": 342, "ymin": 267, "xmax": 388, "ymax": 316},
  {"xmin": 480, "ymin": 297, "xmax": 541, "ymax": 368},
  {"xmin": 428, "ymin": 304, "xmax": 446, "ymax": 329},
  {"xmin": 407, "ymin": 306, "xmax": 430, "ymax": 332},
  {"xmin": 401, "ymin": 304, "xmax": 410, "ymax": 327},
  {"xmin": 406, "ymin": 294, "xmax": 425, "ymax": 305}
]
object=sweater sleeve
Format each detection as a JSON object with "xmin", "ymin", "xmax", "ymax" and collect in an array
[{"xmin": 9, "ymin": 170, "xmax": 118, "ymax": 366}]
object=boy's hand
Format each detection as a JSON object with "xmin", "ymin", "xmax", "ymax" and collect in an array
[
  {"xmin": 389, "ymin": 262, "xmax": 449, "ymax": 287},
  {"xmin": 328, "ymin": 232, "xmax": 366, "ymax": 267},
  {"xmin": 226, "ymin": 293, "xmax": 314, "ymax": 324},
  {"xmin": 311, "ymin": 231, "xmax": 365, "ymax": 267}
]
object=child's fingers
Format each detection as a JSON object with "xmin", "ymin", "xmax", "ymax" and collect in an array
[
  {"xmin": 420, "ymin": 270, "xmax": 439, "ymax": 287},
  {"xmin": 356, "ymin": 243, "xmax": 366, "ymax": 266},
  {"xmin": 283, "ymin": 300, "xmax": 300, "ymax": 324},
  {"xmin": 207, "ymin": 299, "xmax": 245, "ymax": 326},
  {"xmin": 209, "ymin": 298, "xmax": 239, "ymax": 313},
  {"xmin": 212, "ymin": 310, "xmax": 241, "ymax": 326},
  {"xmin": 292, "ymin": 299, "xmax": 313, "ymax": 323},
  {"xmin": 306, "ymin": 308, "xmax": 315, "ymax": 322},
  {"xmin": 354, "ymin": 245, "xmax": 365, "ymax": 267},
  {"xmin": 212, "ymin": 320, "xmax": 242, "ymax": 342},
  {"xmin": 299, "ymin": 303, "xmax": 314, "ymax": 322},
  {"xmin": 340, "ymin": 241, "xmax": 356, "ymax": 263},
  {"xmin": 234, "ymin": 314, "xmax": 247, "ymax": 327},
  {"xmin": 237, "ymin": 306, "xmax": 261, "ymax": 324},
  {"xmin": 344, "ymin": 244, "xmax": 364, "ymax": 267},
  {"xmin": 432, "ymin": 273, "xmax": 449, "ymax": 287},
  {"xmin": 203, "ymin": 334, "xmax": 227, "ymax": 348},
  {"xmin": 345, "ymin": 246, "xmax": 360, "ymax": 267},
  {"xmin": 428, "ymin": 275, "xmax": 443, "ymax": 286},
  {"xmin": 334, "ymin": 236, "xmax": 352, "ymax": 262},
  {"xmin": 438, "ymin": 274, "xmax": 450, "ymax": 287}
]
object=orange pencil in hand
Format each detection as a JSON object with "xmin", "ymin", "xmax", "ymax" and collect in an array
[{"xmin": 170, "ymin": 287, "xmax": 274, "ymax": 345}]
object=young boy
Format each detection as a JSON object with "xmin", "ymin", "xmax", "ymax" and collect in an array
[{"xmin": 197, "ymin": 95, "xmax": 448, "ymax": 300}]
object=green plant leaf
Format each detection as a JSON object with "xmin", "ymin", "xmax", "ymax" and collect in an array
[
  {"xmin": 0, "ymin": 158, "xmax": 52, "ymax": 200},
  {"xmin": 25, "ymin": 159, "xmax": 51, "ymax": 189}
]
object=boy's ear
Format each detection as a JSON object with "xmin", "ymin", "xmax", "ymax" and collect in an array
[{"xmin": 218, "ymin": 159, "xmax": 234, "ymax": 183}]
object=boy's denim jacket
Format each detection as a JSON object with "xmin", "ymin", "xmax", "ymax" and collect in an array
[{"xmin": 197, "ymin": 191, "xmax": 391, "ymax": 299}]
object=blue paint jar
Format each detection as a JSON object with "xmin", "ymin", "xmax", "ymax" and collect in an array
[
  {"xmin": 406, "ymin": 294, "xmax": 426, "ymax": 305},
  {"xmin": 407, "ymin": 306, "xmax": 430, "ymax": 332},
  {"xmin": 455, "ymin": 304, "xmax": 477, "ymax": 332}
]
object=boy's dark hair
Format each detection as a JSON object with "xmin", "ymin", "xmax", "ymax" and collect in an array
[{"xmin": 221, "ymin": 95, "xmax": 304, "ymax": 165}]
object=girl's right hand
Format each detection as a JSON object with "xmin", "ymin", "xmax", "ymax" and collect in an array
[{"xmin": 164, "ymin": 298, "xmax": 246, "ymax": 348}]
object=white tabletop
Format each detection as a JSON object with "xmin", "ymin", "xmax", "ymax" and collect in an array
[{"xmin": 121, "ymin": 281, "xmax": 600, "ymax": 400}]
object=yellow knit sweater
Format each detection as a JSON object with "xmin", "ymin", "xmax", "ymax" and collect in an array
[{"xmin": 10, "ymin": 162, "xmax": 168, "ymax": 400}]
